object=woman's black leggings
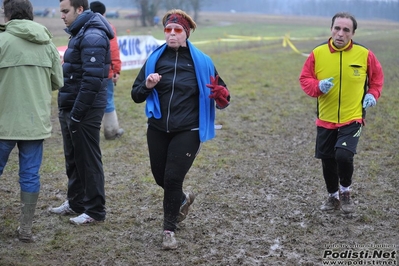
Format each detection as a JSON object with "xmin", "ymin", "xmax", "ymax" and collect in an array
[{"xmin": 147, "ymin": 127, "xmax": 201, "ymax": 231}]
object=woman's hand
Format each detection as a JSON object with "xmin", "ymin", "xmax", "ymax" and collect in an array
[{"xmin": 145, "ymin": 73, "xmax": 162, "ymax": 89}]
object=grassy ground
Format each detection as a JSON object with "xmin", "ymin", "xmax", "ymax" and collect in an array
[{"xmin": 0, "ymin": 12, "xmax": 398, "ymax": 266}]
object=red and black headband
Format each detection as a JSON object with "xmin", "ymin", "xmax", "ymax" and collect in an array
[{"xmin": 164, "ymin": 13, "xmax": 191, "ymax": 37}]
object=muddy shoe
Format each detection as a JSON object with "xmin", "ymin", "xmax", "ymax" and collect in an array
[
  {"xmin": 105, "ymin": 128, "xmax": 124, "ymax": 140},
  {"xmin": 320, "ymin": 196, "xmax": 340, "ymax": 211},
  {"xmin": 17, "ymin": 226, "xmax": 35, "ymax": 243},
  {"xmin": 115, "ymin": 128, "xmax": 124, "ymax": 138},
  {"xmin": 177, "ymin": 191, "xmax": 195, "ymax": 223},
  {"xmin": 340, "ymin": 191, "xmax": 354, "ymax": 213},
  {"xmin": 162, "ymin": 230, "xmax": 178, "ymax": 250}
]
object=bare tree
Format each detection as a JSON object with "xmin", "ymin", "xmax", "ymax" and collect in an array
[
  {"xmin": 135, "ymin": 0, "xmax": 209, "ymax": 27},
  {"xmin": 188, "ymin": 0, "xmax": 201, "ymax": 21},
  {"xmin": 163, "ymin": 0, "xmax": 206, "ymax": 21},
  {"xmin": 163, "ymin": 0, "xmax": 189, "ymax": 10},
  {"xmin": 137, "ymin": 0, "xmax": 148, "ymax": 27},
  {"xmin": 135, "ymin": 0, "xmax": 162, "ymax": 27}
]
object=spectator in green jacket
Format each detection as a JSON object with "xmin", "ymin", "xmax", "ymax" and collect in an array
[{"xmin": 0, "ymin": 0, "xmax": 63, "ymax": 242}]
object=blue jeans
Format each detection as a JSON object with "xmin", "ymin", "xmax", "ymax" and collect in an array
[
  {"xmin": 0, "ymin": 139, "xmax": 43, "ymax": 193},
  {"xmin": 105, "ymin": 78, "xmax": 115, "ymax": 113}
]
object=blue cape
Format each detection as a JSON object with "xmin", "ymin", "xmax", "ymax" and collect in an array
[{"xmin": 144, "ymin": 41, "xmax": 216, "ymax": 142}]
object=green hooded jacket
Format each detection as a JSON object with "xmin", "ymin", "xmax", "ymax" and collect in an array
[{"xmin": 0, "ymin": 20, "xmax": 63, "ymax": 140}]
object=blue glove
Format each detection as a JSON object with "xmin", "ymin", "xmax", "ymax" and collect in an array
[
  {"xmin": 363, "ymin": 93, "xmax": 376, "ymax": 109},
  {"xmin": 319, "ymin": 77, "xmax": 334, "ymax": 94}
]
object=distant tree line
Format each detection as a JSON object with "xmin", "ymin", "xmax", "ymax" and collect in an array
[
  {"xmin": 289, "ymin": 0, "xmax": 399, "ymax": 22},
  {"xmin": 212, "ymin": 0, "xmax": 399, "ymax": 22},
  {"xmin": 133, "ymin": 0, "xmax": 399, "ymax": 27}
]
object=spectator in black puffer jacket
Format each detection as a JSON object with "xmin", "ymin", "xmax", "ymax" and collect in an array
[{"xmin": 49, "ymin": 0, "xmax": 114, "ymax": 225}]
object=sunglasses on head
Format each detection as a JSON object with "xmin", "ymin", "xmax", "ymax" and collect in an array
[{"xmin": 164, "ymin": 27, "xmax": 184, "ymax": 34}]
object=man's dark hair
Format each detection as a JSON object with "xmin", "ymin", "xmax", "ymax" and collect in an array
[
  {"xmin": 331, "ymin": 12, "xmax": 357, "ymax": 33},
  {"xmin": 59, "ymin": 0, "xmax": 89, "ymax": 11},
  {"xmin": 90, "ymin": 1, "xmax": 106, "ymax": 15},
  {"xmin": 3, "ymin": 0, "xmax": 33, "ymax": 21}
]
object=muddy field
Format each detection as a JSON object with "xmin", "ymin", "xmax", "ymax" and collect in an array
[{"xmin": 0, "ymin": 11, "xmax": 398, "ymax": 266}]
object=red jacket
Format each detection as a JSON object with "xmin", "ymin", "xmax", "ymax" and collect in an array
[{"xmin": 109, "ymin": 23, "xmax": 121, "ymax": 78}]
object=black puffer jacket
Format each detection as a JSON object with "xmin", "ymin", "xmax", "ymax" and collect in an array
[{"xmin": 58, "ymin": 10, "xmax": 114, "ymax": 121}]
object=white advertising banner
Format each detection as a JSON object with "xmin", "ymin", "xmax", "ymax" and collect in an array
[
  {"xmin": 118, "ymin": 35, "xmax": 163, "ymax": 70},
  {"xmin": 57, "ymin": 35, "xmax": 164, "ymax": 70}
]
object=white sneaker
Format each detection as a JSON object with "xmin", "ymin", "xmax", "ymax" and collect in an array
[
  {"xmin": 69, "ymin": 213, "xmax": 99, "ymax": 225},
  {"xmin": 162, "ymin": 230, "xmax": 178, "ymax": 250},
  {"xmin": 49, "ymin": 201, "xmax": 76, "ymax": 215}
]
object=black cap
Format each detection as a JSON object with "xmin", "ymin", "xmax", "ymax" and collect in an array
[{"xmin": 90, "ymin": 1, "xmax": 106, "ymax": 15}]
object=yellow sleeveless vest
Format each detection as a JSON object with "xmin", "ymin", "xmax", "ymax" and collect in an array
[{"xmin": 314, "ymin": 39, "xmax": 369, "ymax": 123}]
